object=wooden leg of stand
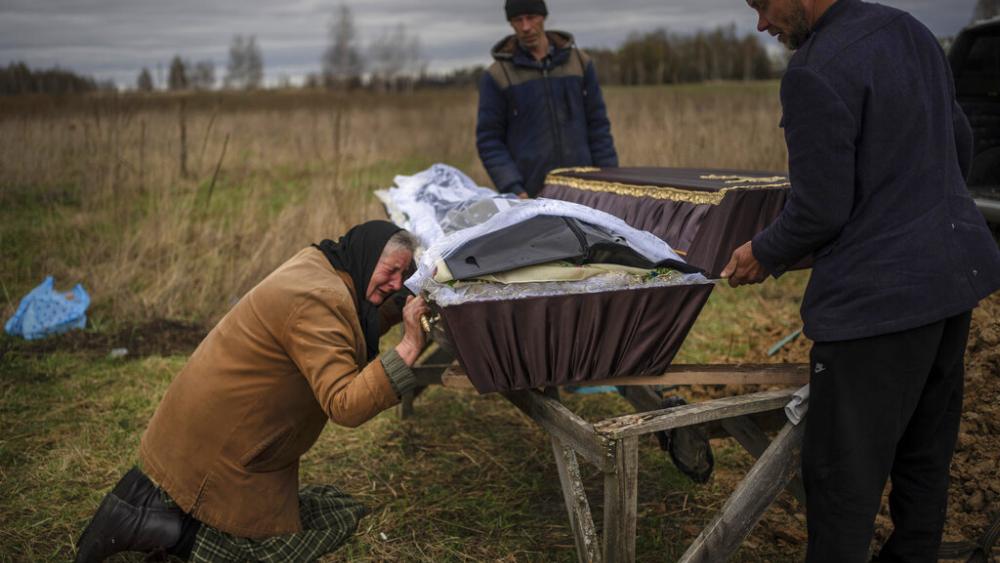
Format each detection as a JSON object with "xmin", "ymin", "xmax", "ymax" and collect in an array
[
  {"xmin": 398, "ymin": 391, "xmax": 415, "ymax": 420},
  {"xmin": 602, "ymin": 436, "xmax": 639, "ymax": 563},
  {"xmin": 721, "ymin": 416, "xmax": 807, "ymax": 508},
  {"xmin": 551, "ymin": 435, "xmax": 601, "ymax": 563},
  {"xmin": 678, "ymin": 421, "xmax": 806, "ymax": 563}
]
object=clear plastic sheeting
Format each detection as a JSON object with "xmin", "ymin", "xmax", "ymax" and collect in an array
[
  {"xmin": 424, "ymin": 269, "xmax": 713, "ymax": 307},
  {"xmin": 374, "ymin": 163, "xmax": 511, "ymax": 248},
  {"xmin": 439, "ymin": 198, "xmax": 517, "ymax": 234},
  {"xmin": 406, "ymin": 197, "xmax": 694, "ymax": 295}
]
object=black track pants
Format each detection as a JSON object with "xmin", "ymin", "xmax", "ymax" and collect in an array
[{"xmin": 803, "ymin": 311, "xmax": 972, "ymax": 563}]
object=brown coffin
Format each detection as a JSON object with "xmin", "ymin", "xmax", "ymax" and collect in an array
[
  {"xmin": 540, "ymin": 167, "xmax": 791, "ymax": 277},
  {"xmin": 431, "ymin": 167, "xmax": 790, "ymax": 394},
  {"xmin": 435, "ymin": 283, "xmax": 714, "ymax": 393}
]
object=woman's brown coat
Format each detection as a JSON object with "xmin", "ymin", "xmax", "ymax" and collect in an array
[{"xmin": 140, "ymin": 247, "xmax": 400, "ymax": 538}]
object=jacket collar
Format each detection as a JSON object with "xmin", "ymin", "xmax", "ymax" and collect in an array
[
  {"xmin": 490, "ymin": 30, "xmax": 575, "ymax": 69},
  {"xmin": 811, "ymin": 0, "xmax": 856, "ymax": 36}
]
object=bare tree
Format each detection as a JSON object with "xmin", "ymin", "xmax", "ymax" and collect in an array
[
  {"xmin": 974, "ymin": 0, "xmax": 1000, "ymax": 21},
  {"xmin": 368, "ymin": 24, "xmax": 426, "ymax": 91},
  {"xmin": 225, "ymin": 36, "xmax": 246, "ymax": 89},
  {"xmin": 190, "ymin": 60, "xmax": 216, "ymax": 90},
  {"xmin": 225, "ymin": 35, "xmax": 264, "ymax": 90},
  {"xmin": 137, "ymin": 67, "xmax": 154, "ymax": 92},
  {"xmin": 167, "ymin": 56, "xmax": 189, "ymax": 91},
  {"xmin": 245, "ymin": 37, "xmax": 263, "ymax": 89},
  {"xmin": 322, "ymin": 4, "xmax": 364, "ymax": 89}
]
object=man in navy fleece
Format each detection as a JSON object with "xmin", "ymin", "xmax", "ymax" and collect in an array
[
  {"xmin": 723, "ymin": 0, "xmax": 1000, "ymax": 561},
  {"xmin": 476, "ymin": 0, "xmax": 618, "ymax": 198}
]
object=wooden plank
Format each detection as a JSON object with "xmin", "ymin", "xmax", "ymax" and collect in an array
[
  {"xmin": 551, "ymin": 435, "xmax": 602, "ymax": 563},
  {"xmin": 579, "ymin": 364, "xmax": 809, "ymax": 388},
  {"xmin": 505, "ymin": 390, "xmax": 611, "ymax": 471},
  {"xmin": 594, "ymin": 389, "xmax": 796, "ymax": 440},
  {"xmin": 678, "ymin": 421, "xmax": 806, "ymax": 563},
  {"xmin": 602, "ymin": 437, "xmax": 639, "ymax": 563},
  {"xmin": 440, "ymin": 374, "xmax": 476, "ymax": 390},
  {"xmin": 419, "ymin": 342, "xmax": 455, "ymax": 365},
  {"xmin": 411, "ymin": 364, "xmax": 448, "ymax": 387},
  {"xmin": 438, "ymin": 363, "xmax": 809, "ymax": 390},
  {"xmin": 617, "ymin": 385, "xmax": 662, "ymax": 412},
  {"xmin": 720, "ymin": 416, "xmax": 807, "ymax": 508}
]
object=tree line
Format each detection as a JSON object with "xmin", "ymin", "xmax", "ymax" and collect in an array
[
  {"xmin": 0, "ymin": 62, "xmax": 115, "ymax": 96},
  {"xmin": 590, "ymin": 26, "xmax": 776, "ymax": 86},
  {"xmin": 312, "ymin": 7, "xmax": 774, "ymax": 89}
]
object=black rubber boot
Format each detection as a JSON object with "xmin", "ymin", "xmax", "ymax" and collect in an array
[
  {"xmin": 74, "ymin": 468, "xmax": 183, "ymax": 563},
  {"xmin": 657, "ymin": 396, "xmax": 715, "ymax": 484}
]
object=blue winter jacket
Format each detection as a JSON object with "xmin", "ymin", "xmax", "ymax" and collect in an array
[
  {"xmin": 752, "ymin": 0, "xmax": 1000, "ymax": 342},
  {"xmin": 476, "ymin": 31, "xmax": 618, "ymax": 197}
]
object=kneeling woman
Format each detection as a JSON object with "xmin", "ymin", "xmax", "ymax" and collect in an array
[{"xmin": 75, "ymin": 221, "xmax": 428, "ymax": 562}]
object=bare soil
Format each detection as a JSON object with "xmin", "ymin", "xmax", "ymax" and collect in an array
[
  {"xmin": 942, "ymin": 292, "xmax": 1000, "ymax": 554},
  {"xmin": 1, "ymin": 318, "xmax": 206, "ymax": 361}
]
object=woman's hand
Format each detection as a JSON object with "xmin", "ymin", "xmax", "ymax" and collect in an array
[{"xmin": 394, "ymin": 295, "xmax": 429, "ymax": 366}]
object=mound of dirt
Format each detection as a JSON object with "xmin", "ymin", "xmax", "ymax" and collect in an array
[
  {"xmin": 3, "ymin": 318, "xmax": 206, "ymax": 360},
  {"xmin": 942, "ymin": 292, "xmax": 1000, "ymax": 551}
]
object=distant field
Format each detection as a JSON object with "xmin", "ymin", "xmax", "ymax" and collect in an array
[
  {"xmin": 0, "ymin": 82, "xmax": 786, "ymax": 324},
  {"xmin": 0, "ymin": 83, "xmax": 824, "ymax": 561}
]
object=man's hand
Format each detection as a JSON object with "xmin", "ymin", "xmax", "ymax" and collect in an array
[
  {"xmin": 394, "ymin": 295, "xmax": 429, "ymax": 366},
  {"xmin": 516, "ymin": 191, "xmax": 530, "ymax": 200},
  {"xmin": 720, "ymin": 241, "xmax": 769, "ymax": 287}
]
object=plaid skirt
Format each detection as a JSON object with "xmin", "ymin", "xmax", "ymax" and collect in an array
[{"xmin": 182, "ymin": 485, "xmax": 368, "ymax": 563}]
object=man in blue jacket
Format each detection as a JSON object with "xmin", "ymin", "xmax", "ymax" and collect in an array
[
  {"xmin": 723, "ymin": 0, "xmax": 1000, "ymax": 561},
  {"xmin": 476, "ymin": 0, "xmax": 618, "ymax": 198}
]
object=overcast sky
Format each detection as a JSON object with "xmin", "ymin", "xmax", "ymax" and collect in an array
[{"xmin": 0, "ymin": 0, "xmax": 977, "ymax": 88}]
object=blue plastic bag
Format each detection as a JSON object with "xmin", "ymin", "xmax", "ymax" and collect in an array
[{"xmin": 4, "ymin": 276, "xmax": 90, "ymax": 340}]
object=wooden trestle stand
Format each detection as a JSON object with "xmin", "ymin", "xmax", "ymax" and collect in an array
[{"xmin": 402, "ymin": 346, "xmax": 810, "ymax": 563}]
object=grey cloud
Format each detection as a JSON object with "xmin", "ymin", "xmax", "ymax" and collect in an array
[{"xmin": 0, "ymin": 0, "xmax": 978, "ymax": 87}]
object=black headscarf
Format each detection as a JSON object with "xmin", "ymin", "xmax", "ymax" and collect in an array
[{"xmin": 314, "ymin": 220, "xmax": 403, "ymax": 361}]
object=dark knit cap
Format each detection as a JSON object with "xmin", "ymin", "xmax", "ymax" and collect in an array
[{"xmin": 505, "ymin": 0, "xmax": 547, "ymax": 20}]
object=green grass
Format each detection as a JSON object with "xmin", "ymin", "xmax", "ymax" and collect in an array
[{"xmin": 675, "ymin": 272, "xmax": 809, "ymax": 365}]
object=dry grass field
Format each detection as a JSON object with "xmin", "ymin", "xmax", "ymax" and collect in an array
[
  {"xmin": 0, "ymin": 83, "xmax": 787, "ymax": 324},
  {"xmin": 1, "ymin": 84, "xmax": 996, "ymax": 562}
]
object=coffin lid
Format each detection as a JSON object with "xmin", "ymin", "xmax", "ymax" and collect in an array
[{"xmin": 542, "ymin": 167, "xmax": 792, "ymax": 277}]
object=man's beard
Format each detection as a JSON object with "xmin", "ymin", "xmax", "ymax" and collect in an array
[{"xmin": 781, "ymin": 0, "xmax": 812, "ymax": 50}]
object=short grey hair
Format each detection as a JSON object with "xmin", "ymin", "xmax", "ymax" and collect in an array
[{"xmin": 381, "ymin": 230, "xmax": 418, "ymax": 257}]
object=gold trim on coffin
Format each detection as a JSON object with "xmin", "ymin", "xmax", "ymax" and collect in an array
[
  {"xmin": 548, "ymin": 166, "xmax": 602, "ymax": 175},
  {"xmin": 699, "ymin": 174, "xmax": 788, "ymax": 185},
  {"xmin": 545, "ymin": 172, "xmax": 790, "ymax": 206}
]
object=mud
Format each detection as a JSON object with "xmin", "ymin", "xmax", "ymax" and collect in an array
[{"xmin": 2, "ymin": 318, "xmax": 206, "ymax": 360}]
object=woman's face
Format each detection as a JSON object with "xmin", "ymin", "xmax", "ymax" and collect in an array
[{"xmin": 365, "ymin": 248, "xmax": 412, "ymax": 305}]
